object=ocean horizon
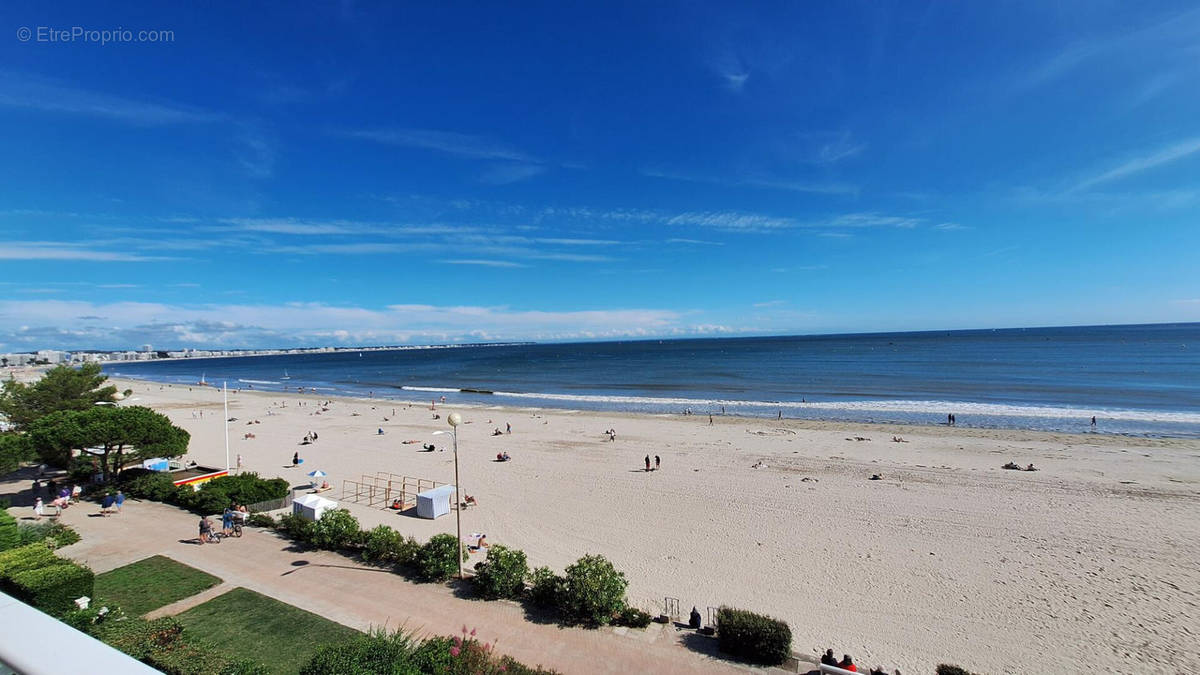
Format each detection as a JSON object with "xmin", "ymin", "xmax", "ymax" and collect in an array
[{"xmin": 104, "ymin": 322, "xmax": 1200, "ymax": 438}]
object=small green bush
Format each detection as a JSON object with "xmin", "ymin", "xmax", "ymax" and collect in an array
[
  {"xmin": 120, "ymin": 472, "xmax": 180, "ymax": 502},
  {"xmin": 246, "ymin": 512, "xmax": 276, "ymax": 528},
  {"xmin": 0, "ymin": 509, "xmax": 18, "ymax": 551},
  {"xmin": 18, "ymin": 521, "xmax": 80, "ymax": 549},
  {"xmin": 300, "ymin": 628, "xmax": 425, "ymax": 675},
  {"xmin": 936, "ymin": 666, "xmax": 980, "ymax": 675},
  {"xmin": 560, "ymin": 554, "xmax": 628, "ymax": 625},
  {"xmin": 527, "ymin": 566, "xmax": 563, "ymax": 608},
  {"xmin": 418, "ymin": 533, "xmax": 467, "ymax": 581},
  {"xmin": 10, "ymin": 561, "xmax": 95, "ymax": 615},
  {"xmin": 276, "ymin": 512, "xmax": 315, "ymax": 544},
  {"xmin": 472, "ymin": 544, "xmax": 529, "ymax": 600},
  {"xmin": 62, "ymin": 602, "xmax": 124, "ymax": 634},
  {"xmin": 715, "ymin": 606, "xmax": 792, "ymax": 666},
  {"xmin": 0, "ymin": 541, "xmax": 57, "ymax": 580},
  {"xmin": 615, "ymin": 606, "xmax": 653, "ymax": 628},
  {"xmin": 361, "ymin": 525, "xmax": 403, "ymax": 565},
  {"xmin": 0, "ymin": 432, "xmax": 34, "ymax": 475},
  {"xmin": 309, "ymin": 508, "xmax": 361, "ymax": 550}
]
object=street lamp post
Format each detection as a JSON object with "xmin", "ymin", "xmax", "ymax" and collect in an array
[{"xmin": 434, "ymin": 411, "xmax": 465, "ymax": 580}]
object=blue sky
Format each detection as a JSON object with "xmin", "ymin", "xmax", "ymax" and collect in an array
[{"xmin": 1, "ymin": 1, "xmax": 1198, "ymax": 350}]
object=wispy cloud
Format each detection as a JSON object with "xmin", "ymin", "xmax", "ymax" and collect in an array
[
  {"xmin": 1072, "ymin": 136, "xmax": 1200, "ymax": 192},
  {"xmin": 665, "ymin": 211, "xmax": 795, "ymax": 232},
  {"xmin": 666, "ymin": 238, "xmax": 724, "ymax": 246},
  {"xmin": 641, "ymin": 167, "xmax": 857, "ymax": 196},
  {"xmin": 339, "ymin": 128, "xmax": 535, "ymax": 162},
  {"xmin": 479, "ymin": 163, "xmax": 545, "ymax": 185},
  {"xmin": 825, "ymin": 213, "xmax": 922, "ymax": 228},
  {"xmin": 711, "ymin": 52, "xmax": 750, "ymax": 92},
  {"xmin": 753, "ymin": 300, "xmax": 787, "ymax": 308},
  {"xmin": 439, "ymin": 259, "xmax": 528, "ymax": 268},
  {"xmin": 0, "ymin": 72, "xmax": 222, "ymax": 125},
  {"xmin": 0, "ymin": 243, "xmax": 165, "ymax": 261}
]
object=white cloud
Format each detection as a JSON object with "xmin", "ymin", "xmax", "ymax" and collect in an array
[
  {"xmin": 1072, "ymin": 136, "xmax": 1200, "ymax": 192},
  {"xmin": 479, "ymin": 163, "xmax": 545, "ymax": 185},
  {"xmin": 439, "ymin": 259, "xmax": 527, "ymax": 268},
  {"xmin": 0, "ymin": 72, "xmax": 222, "ymax": 125},
  {"xmin": 0, "ymin": 299, "xmax": 729, "ymax": 349},
  {"xmin": 339, "ymin": 128, "xmax": 535, "ymax": 162},
  {"xmin": 0, "ymin": 243, "xmax": 165, "ymax": 261}
]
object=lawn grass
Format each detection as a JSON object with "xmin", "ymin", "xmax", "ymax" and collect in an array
[
  {"xmin": 176, "ymin": 587, "xmax": 361, "ymax": 674},
  {"xmin": 93, "ymin": 555, "xmax": 222, "ymax": 616}
]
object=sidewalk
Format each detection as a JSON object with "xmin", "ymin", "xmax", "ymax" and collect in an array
[{"xmin": 29, "ymin": 497, "xmax": 781, "ymax": 674}]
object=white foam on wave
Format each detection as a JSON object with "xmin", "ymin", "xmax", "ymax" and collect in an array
[
  {"xmin": 401, "ymin": 386, "xmax": 461, "ymax": 393},
  {"xmin": 488, "ymin": 390, "xmax": 1200, "ymax": 424},
  {"xmin": 238, "ymin": 379, "xmax": 280, "ymax": 385}
]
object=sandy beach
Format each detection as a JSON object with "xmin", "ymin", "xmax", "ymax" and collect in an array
[{"xmin": 107, "ymin": 377, "xmax": 1200, "ymax": 674}]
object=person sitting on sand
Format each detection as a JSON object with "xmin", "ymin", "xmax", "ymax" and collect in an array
[
  {"xmin": 293, "ymin": 452, "xmax": 300, "ymax": 466},
  {"xmin": 391, "ymin": 499, "xmax": 403, "ymax": 510},
  {"xmin": 821, "ymin": 649, "xmax": 838, "ymax": 666},
  {"xmin": 839, "ymin": 655, "xmax": 857, "ymax": 672},
  {"xmin": 492, "ymin": 428, "xmax": 503, "ymax": 436},
  {"xmin": 1026, "ymin": 463, "xmax": 1038, "ymax": 471},
  {"xmin": 462, "ymin": 495, "xmax": 477, "ymax": 507},
  {"xmin": 377, "ymin": 428, "xmax": 384, "ymax": 435}
]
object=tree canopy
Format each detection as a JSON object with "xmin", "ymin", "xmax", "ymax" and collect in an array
[
  {"xmin": 0, "ymin": 363, "xmax": 118, "ymax": 431},
  {"xmin": 28, "ymin": 406, "xmax": 189, "ymax": 482}
]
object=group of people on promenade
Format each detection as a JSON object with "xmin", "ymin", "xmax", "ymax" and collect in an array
[{"xmin": 197, "ymin": 504, "xmax": 249, "ymax": 544}]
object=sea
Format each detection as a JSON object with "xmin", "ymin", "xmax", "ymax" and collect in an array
[{"xmin": 103, "ymin": 323, "xmax": 1200, "ymax": 438}]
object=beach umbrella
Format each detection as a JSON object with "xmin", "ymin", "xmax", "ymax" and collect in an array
[{"xmin": 307, "ymin": 470, "xmax": 326, "ymax": 478}]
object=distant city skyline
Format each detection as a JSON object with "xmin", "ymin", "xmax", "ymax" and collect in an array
[{"xmin": 2, "ymin": 2, "xmax": 1199, "ymax": 351}]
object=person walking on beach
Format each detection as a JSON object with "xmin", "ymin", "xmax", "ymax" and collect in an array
[
  {"xmin": 1091, "ymin": 416, "xmax": 1097, "ymax": 429},
  {"xmin": 506, "ymin": 422, "xmax": 511, "ymax": 434},
  {"xmin": 645, "ymin": 455, "xmax": 651, "ymax": 472},
  {"xmin": 655, "ymin": 455, "xmax": 660, "ymax": 470},
  {"xmin": 292, "ymin": 452, "xmax": 300, "ymax": 466},
  {"xmin": 708, "ymin": 414, "xmax": 713, "ymax": 425}
]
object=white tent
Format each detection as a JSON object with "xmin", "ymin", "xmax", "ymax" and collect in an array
[
  {"xmin": 416, "ymin": 484, "xmax": 456, "ymax": 519},
  {"xmin": 293, "ymin": 494, "xmax": 338, "ymax": 521}
]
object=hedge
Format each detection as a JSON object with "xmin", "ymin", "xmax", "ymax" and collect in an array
[
  {"xmin": 10, "ymin": 560, "xmax": 95, "ymax": 615},
  {"xmin": 715, "ymin": 605, "xmax": 792, "ymax": 665},
  {"xmin": 0, "ymin": 509, "xmax": 19, "ymax": 551},
  {"xmin": 18, "ymin": 521, "xmax": 80, "ymax": 549},
  {"xmin": 0, "ymin": 542, "xmax": 58, "ymax": 580},
  {"xmin": 94, "ymin": 616, "xmax": 267, "ymax": 675},
  {"xmin": 120, "ymin": 471, "xmax": 289, "ymax": 514}
]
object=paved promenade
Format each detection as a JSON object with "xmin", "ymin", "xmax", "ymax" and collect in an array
[{"xmin": 5, "ymin": 489, "xmax": 790, "ymax": 674}]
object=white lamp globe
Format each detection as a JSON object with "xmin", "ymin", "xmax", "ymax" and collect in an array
[{"xmin": 447, "ymin": 412, "xmax": 462, "ymax": 427}]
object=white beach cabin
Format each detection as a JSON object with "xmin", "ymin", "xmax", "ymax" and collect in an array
[
  {"xmin": 293, "ymin": 493, "xmax": 338, "ymax": 521},
  {"xmin": 416, "ymin": 484, "xmax": 456, "ymax": 519}
]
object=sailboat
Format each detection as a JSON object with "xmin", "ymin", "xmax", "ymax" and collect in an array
[
  {"xmin": 198, "ymin": 373, "xmax": 209, "ymax": 386},
  {"xmin": 281, "ymin": 369, "xmax": 291, "ymax": 380}
]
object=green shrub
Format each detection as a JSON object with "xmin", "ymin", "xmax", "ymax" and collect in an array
[
  {"xmin": 300, "ymin": 628, "xmax": 425, "ymax": 675},
  {"xmin": 17, "ymin": 521, "xmax": 80, "ymax": 549},
  {"xmin": 309, "ymin": 508, "xmax": 361, "ymax": 550},
  {"xmin": 936, "ymin": 666, "xmax": 980, "ymax": 675},
  {"xmin": 715, "ymin": 606, "xmax": 792, "ymax": 666},
  {"xmin": 615, "ymin": 606, "xmax": 653, "ymax": 628},
  {"xmin": 246, "ymin": 512, "xmax": 276, "ymax": 528},
  {"xmin": 95, "ymin": 616, "xmax": 265, "ymax": 675},
  {"xmin": 0, "ymin": 509, "xmax": 18, "ymax": 551},
  {"xmin": 10, "ymin": 561, "xmax": 95, "ymax": 615},
  {"xmin": 62, "ymin": 602, "xmax": 124, "ymax": 634},
  {"xmin": 472, "ymin": 545, "xmax": 529, "ymax": 600},
  {"xmin": 418, "ymin": 533, "xmax": 467, "ymax": 581},
  {"xmin": 527, "ymin": 566, "xmax": 563, "ymax": 608},
  {"xmin": 276, "ymin": 512, "xmax": 315, "ymax": 544},
  {"xmin": 560, "ymin": 554, "xmax": 628, "ymax": 625},
  {"xmin": 361, "ymin": 525, "xmax": 403, "ymax": 565},
  {"xmin": 0, "ymin": 541, "xmax": 57, "ymax": 580},
  {"xmin": 120, "ymin": 472, "xmax": 179, "ymax": 502}
]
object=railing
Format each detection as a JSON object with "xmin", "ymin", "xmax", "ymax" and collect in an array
[
  {"xmin": 245, "ymin": 489, "xmax": 297, "ymax": 513},
  {"xmin": 0, "ymin": 591, "xmax": 159, "ymax": 674}
]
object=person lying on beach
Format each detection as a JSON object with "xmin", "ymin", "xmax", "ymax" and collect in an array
[
  {"xmin": 1026, "ymin": 463, "xmax": 1038, "ymax": 471},
  {"xmin": 1002, "ymin": 461, "xmax": 1022, "ymax": 470},
  {"xmin": 462, "ymin": 495, "xmax": 477, "ymax": 507},
  {"xmin": 496, "ymin": 452, "xmax": 511, "ymax": 461},
  {"xmin": 421, "ymin": 443, "xmax": 436, "ymax": 452},
  {"xmin": 492, "ymin": 428, "xmax": 503, "ymax": 436}
]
